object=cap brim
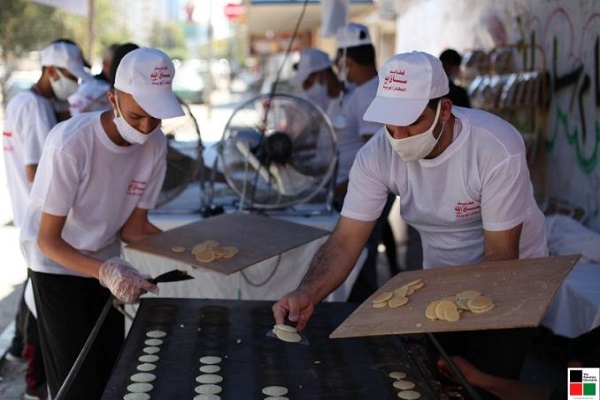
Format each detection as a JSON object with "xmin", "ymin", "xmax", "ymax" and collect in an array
[
  {"xmin": 363, "ymin": 97, "xmax": 428, "ymax": 126},
  {"xmin": 68, "ymin": 64, "xmax": 93, "ymax": 81},
  {"xmin": 135, "ymin": 90, "xmax": 185, "ymax": 119}
]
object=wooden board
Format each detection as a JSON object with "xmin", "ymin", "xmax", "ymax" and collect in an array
[
  {"xmin": 126, "ymin": 212, "xmax": 329, "ymax": 275},
  {"xmin": 330, "ymin": 255, "xmax": 580, "ymax": 338}
]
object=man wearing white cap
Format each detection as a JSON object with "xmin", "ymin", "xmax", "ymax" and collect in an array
[
  {"xmin": 274, "ymin": 51, "xmax": 547, "ymax": 396},
  {"xmin": 3, "ymin": 39, "xmax": 91, "ymax": 399},
  {"xmin": 20, "ymin": 47, "xmax": 184, "ymax": 399},
  {"xmin": 290, "ymin": 48, "xmax": 358, "ymax": 191}
]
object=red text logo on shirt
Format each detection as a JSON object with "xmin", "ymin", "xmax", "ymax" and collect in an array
[
  {"xmin": 127, "ymin": 180, "xmax": 147, "ymax": 196},
  {"xmin": 3, "ymin": 131, "xmax": 13, "ymax": 153},
  {"xmin": 454, "ymin": 201, "xmax": 481, "ymax": 219}
]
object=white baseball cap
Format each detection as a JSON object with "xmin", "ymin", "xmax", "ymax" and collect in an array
[
  {"xmin": 290, "ymin": 49, "xmax": 332, "ymax": 87},
  {"xmin": 40, "ymin": 41, "xmax": 92, "ymax": 80},
  {"xmin": 336, "ymin": 23, "xmax": 372, "ymax": 49},
  {"xmin": 363, "ymin": 52, "xmax": 449, "ymax": 126},
  {"xmin": 114, "ymin": 48, "xmax": 184, "ymax": 119}
]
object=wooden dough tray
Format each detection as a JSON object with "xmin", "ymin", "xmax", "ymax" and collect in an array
[
  {"xmin": 330, "ymin": 255, "xmax": 579, "ymax": 339},
  {"xmin": 125, "ymin": 212, "xmax": 329, "ymax": 275}
]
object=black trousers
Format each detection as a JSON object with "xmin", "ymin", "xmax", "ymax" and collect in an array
[{"xmin": 30, "ymin": 270, "xmax": 125, "ymax": 400}]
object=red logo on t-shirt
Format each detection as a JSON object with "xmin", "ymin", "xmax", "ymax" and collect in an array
[
  {"xmin": 3, "ymin": 131, "xmax": 12, "ymax": 137},
  {"xmin": 455, "ymin": 201, "xmax": 481, "ymax": 219},
  {"xmin": 127, "ymin": 180, "xmax": 147, "ymax": 196}
]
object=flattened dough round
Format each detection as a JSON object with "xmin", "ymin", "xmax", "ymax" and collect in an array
[
  {"xmin": 126, "ymin": 383, "xmax": 153, "ymax": 393},
  {"xmin": 146, "ymin": 330, "xmax": 167, "ymax": 338},
  {"xmin": 195, "ymin": 374, "xmax": 223, "ymax": 384},
  {"xmin": 138, "ymin": 354, "xmax": 159, "ymax": 363},
  {"xmin": 136, "ymin": 363, "xmax": 156, "ymax": 372},
  {"xmin": 130, "ymin": 372, "xmax": 156, "ymax": 383},
  {"xmin": 143, "ymin": 346, "xmax": 160, "ymax": 354},
  {"xmin": 397, "ymin": 390, "xmax": 421, "ymax": 399},
  {"xmin": 199, "ymin": 365, "xmax": 221, "ymax": 373},
  {"xmin": 389, "ymin": 371, "xmax": 407, "ymax": 380},
  {"xmin": 193, "ymin": 395, "xmax": 221, "ymax": 400},
  {"xmin": 393, "ymin": 380, "xmax": 415, "ymax": 390},
  {"xmin": 123, "ymin": 393, "xmax": 150, "ymax": 400},
  {"xmin": 194, "ymin": 384, "xmax": 222, "ymax": 394},
  {"xmin": 199, "ymin": 356, "xmax": 222, "ymax": 365},
  {"xmin": 144, "ymin": 338, "xmax": 163, "ymax": 346},
  {"xmin": 262, "ymin": 386, "xmax": 289, "ymax": 396}
]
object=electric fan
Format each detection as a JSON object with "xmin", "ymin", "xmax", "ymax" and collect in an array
[
  {"xmin": 215, "ymin": 93, "xmax": 337, "ymax": 211},
  {"xmin": 156, "ymin": 97, "xmax": 205, "ymax": 209}
]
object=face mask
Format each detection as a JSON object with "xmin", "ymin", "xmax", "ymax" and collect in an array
[
  {"xmin": 386, "ymin": 101, "xmax": 444, "ymax": 162},
  {"xmin": 303, "ymin": 81, "xmax": 330, "ymax": 111},
  {"xmin": 113, "ymin": 95, "xmax": 160, "ymax": 145},
  {"xmin": 50, "ymin": 69, "xmax": 79, "ymax": 100}
]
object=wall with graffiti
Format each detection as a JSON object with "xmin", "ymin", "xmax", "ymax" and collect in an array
[{"xmin": 395, "ymin": 0, "xmax": 600, "ymax": 231}]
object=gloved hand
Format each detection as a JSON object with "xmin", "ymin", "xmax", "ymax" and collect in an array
[{"xmin": 99, "ymin": 257, "xmax": 158, "ymax": 304}]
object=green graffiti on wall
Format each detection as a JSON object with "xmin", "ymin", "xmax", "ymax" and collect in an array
[{"xmin": 548, "ymin": 106, "xmax": 599, "ymax": 174}]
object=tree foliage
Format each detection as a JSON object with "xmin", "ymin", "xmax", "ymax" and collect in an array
[{"xmin": 0, "ymin": 0, "xmax": 75, "ymax": 65}]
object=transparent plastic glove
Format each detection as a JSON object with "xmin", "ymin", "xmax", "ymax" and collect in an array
[{"xmin": 99, "ymin": 257, "xmax": 158, "ymax": 304}]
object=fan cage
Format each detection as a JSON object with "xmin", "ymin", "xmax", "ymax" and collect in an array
[{"xmin": 217, "ymin": 93, "xmax": 338, "ymax": 211}]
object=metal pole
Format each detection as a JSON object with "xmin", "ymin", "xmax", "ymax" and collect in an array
[
  {"xmin": 426, "ymin": 333, "xmax": 483, "ymax": 400},
  {"xmin": 87, "ymin": 0, "xmax": 95, "ymax": 64}
]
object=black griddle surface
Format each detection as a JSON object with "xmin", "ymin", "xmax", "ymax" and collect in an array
[{"xmin": 101, "ymin": 298, "xmax": 438, "ymax": 399}]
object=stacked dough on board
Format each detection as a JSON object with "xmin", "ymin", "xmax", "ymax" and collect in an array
[
  {"xmin": 372, "ymin": 279, "xmax": 425, "ymax": 309},
  {"xmin": 426, "ymin": 290, "xmax": 495, "ymax": 322},
  {"xmin": 171, "ymin": 239, "xmax": 239, "ymax": 264}
]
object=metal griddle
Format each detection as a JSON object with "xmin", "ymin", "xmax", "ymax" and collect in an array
[{"xmin": 101, "ymin": 299, "xmax": 442, "ymax": 400}]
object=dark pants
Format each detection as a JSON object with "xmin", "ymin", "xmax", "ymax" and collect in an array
[
  {"xmin": 9, "ymin": 282, "xmax": 27, "ymax": 357},
  {"xmin": 30, "ymin": 271, "xmax": 125, "ymax": 400},
  {"xmin": 22, "ymin": 279, "xmax": 46, "ymax": 393}
]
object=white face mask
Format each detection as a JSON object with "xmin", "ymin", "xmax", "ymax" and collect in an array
[
  {"xmin": 113, "ymin": 95, "xmax": 160, "ymax": 145},
  {"xmin": 50, "ymin": 69, "xmax": 79, "ymax": 100},
  {"xmin": 386, "ymin": 101, "xmax": 444, "ymax": 162},
  {"xmin": 303, "ymin": 81, "xmax": 330, "ymax": 111}
]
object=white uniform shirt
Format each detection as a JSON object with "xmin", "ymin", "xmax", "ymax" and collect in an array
[
  {"xmin": 342, "ymin": 106, "xmax": 548, "ymax": 269},
  {"xmin": 2, "ymin": 90, "xmax": 57, "ymax": 226},
  {"xmin": 334, "ymin": 76, "xmax": 381, "ymax": 185},
  {"xmin": 20, "ymin": 111, "xmax": 167, "ymax": 276}
]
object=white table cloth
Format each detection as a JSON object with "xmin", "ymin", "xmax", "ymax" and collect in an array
[{"xmin": 542, "ymin": 261, "xmax": 600, "ymax": 338}]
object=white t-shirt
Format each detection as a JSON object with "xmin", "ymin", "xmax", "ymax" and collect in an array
[
  {"xmin": 333, "ymin": 76, "xmax": 381, "ymax": 185},
  {"xmin": 342, "ymin": 106, "xmax": 548, "ymax": 268},
  {"xmin": 2, "ymin": 90, "xmax": 57, "ymax": 226},
  {"xmin": 20, "ymin": 111, "xmax": 167, "ymax": 276}
]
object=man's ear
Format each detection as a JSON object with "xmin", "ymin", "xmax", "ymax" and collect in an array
[{"xmin": 440, "ymin": 98, "xmax": 453, "ymax": 122}]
